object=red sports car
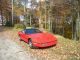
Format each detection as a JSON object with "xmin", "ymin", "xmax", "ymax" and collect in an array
[{"xmin": 18, "ymin": 28, "xmax": 57, "ymax": 48}]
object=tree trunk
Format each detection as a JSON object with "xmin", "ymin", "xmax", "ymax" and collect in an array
[
  {"xmin": 45, "ymin": 0, "xmax": 47, "ymax": 29},
  {"xmin": 39, "ymin": 0, "xmax": 43, "ymax": 30},
  {"xmin": 1, "ymin": 9, "xmax": 3, "ymax": 26}
]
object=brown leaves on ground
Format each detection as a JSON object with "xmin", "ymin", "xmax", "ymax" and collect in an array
[{"xmin": 2, "ymin": 27, "xmax": 80, "ymax": 60}]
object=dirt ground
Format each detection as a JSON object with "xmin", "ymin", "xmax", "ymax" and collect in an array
[
  {"xmin": 0, "ymin": 26, "xmax": 37, "ymax": 60},
  {"xmin": 0, "ymin": 26, "xmax": 80, "ymax": 60}
]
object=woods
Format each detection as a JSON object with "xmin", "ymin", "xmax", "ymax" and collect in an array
[
  {"xmin": 0, "ymin": 0, "xmax": 12, "ymax": 26},
  {"xmin": 0, "ymin": 0, "xmax": 80, "ymax": 40}
]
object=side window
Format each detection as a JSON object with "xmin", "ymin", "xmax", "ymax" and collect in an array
[{"xmin": 22, "ymin": 30, "xmax": 25, "ymax": 34}]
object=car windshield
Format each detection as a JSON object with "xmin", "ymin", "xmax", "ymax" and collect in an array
[{"xmin": 25, "ymin": 29, "xmax": 42, "ymax": 34}]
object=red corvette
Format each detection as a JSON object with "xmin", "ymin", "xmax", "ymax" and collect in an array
[{"xmin": 18, "ymin": 28, "xmax": 57, "ymax": 48}]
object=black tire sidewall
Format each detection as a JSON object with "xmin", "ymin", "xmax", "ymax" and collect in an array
[{"xmin": 28, "ymin": 40, "xmax": 34, "ymax": 49}]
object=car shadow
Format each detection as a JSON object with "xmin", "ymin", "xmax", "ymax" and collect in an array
[{"xmin": 37, "ymin": 44, "xmax": 57, "ymax": 49}]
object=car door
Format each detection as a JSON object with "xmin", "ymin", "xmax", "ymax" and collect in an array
[{"xmin": 20, "ymin": 30, "xmax": 29, "ymax": 42}]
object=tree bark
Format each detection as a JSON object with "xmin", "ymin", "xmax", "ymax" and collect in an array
[{"xmin": 1, "ymin": 9, "xmax": 3, "ymax": 26}]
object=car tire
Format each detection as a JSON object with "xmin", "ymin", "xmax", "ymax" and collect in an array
[{"xmin": 28, "ymin": 39, "xmax": 34, "ymax": 49}]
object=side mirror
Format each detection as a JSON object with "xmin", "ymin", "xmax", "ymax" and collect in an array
[{"xmin": 22, "ymin": 31, "xmax": 26, "ymax": 34}]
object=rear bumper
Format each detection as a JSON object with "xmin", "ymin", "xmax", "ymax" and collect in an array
[{"xmin": 33, "ymin": 41, "xmax": 57, "ymax": 48}]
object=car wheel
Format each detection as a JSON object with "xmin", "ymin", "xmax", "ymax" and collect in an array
[{"xmin": 28, "ymin": 39, "xmax": 34, "ymax": 49}]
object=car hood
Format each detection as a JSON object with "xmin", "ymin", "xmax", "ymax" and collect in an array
[{"xmin": 30, "ymin": 33, "xmax": 57, "ymax": 43}]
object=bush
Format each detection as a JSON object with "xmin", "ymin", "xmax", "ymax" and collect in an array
[
  {"xmin": 14, "ymin": 24, "xmax": 26, "ymax": 29},
  {"xmin": 5, "ymin": 21, "xmax": 12, "ymax": 27}
]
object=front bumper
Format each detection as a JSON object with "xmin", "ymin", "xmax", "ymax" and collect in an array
[{"xmin": 33, "ymin": 41, "xmax": 57, "ymax": 48}]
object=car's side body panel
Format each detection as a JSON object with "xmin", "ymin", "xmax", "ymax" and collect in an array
[{"xmin": 18, "ymin": 31, "xmax": 29, "ymax": 43}]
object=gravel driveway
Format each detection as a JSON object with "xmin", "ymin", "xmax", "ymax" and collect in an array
[{"xmin": 0, "ymin": 27, "xmax": 37, "ymax": 60}]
